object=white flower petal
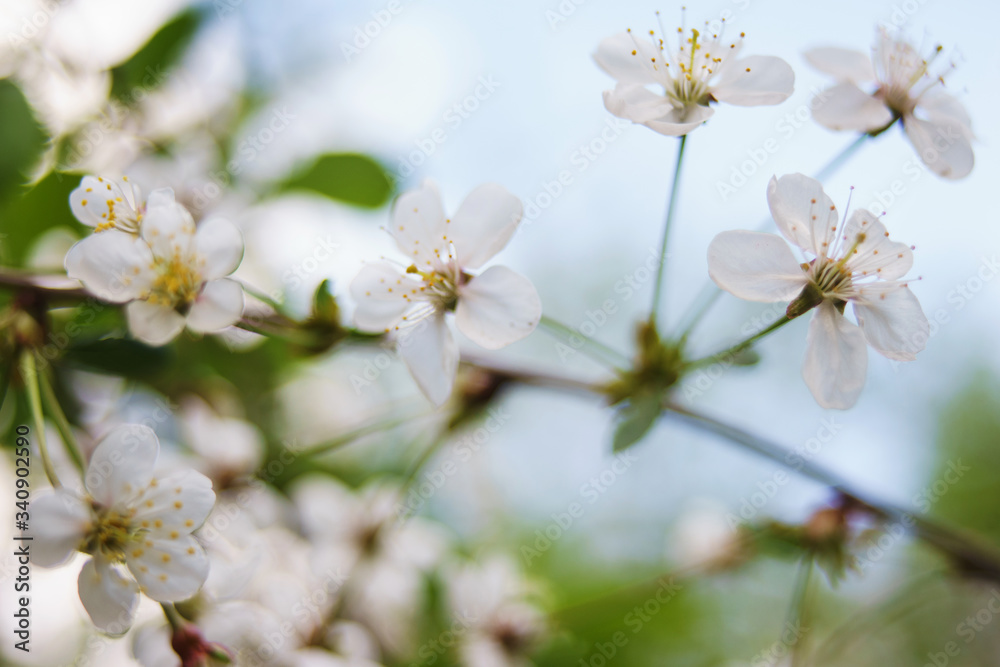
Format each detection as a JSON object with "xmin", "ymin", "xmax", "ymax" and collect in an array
[
  {"xmin": 194, "ymin": 218, "xmax": 244, "ymax": 280},
  {"xmin": 602, "ymin": 83, "xmax": 679, "ymax": 124},
  {"xmin": 27, "ymin": 490, "xmax": 90, "ymax": 567},
  {"xmin": 802, "ymin": 302, "xmax": 868, "ymax": 409},
  {"xmin": 707, "ymin": 231, "xmax": 808, "ymax": 302},
  {"xmin": 455, "ymin": 265, "xmax": 541, "ymax": 349},
  {"xmin": 903, "ymin": 114, "xmax": 974, "ymax": 180},
  {"xmin": 803, "ymin": 47, "xmax": 876, "ymax": 84},
  {"xmin": 811, "ymin": 82, "xmax": 894, "ymax": 133},
  {"xmin": 919, "ymin": 92, "xmax": 973, "ymax": 137},
  {"xmin": 766, "ymin": 174, "xmax": 838, "ymax": 257},
  {"xmin": 64, "ymin": 231, "xmax": 154, "ymax": 303},
  {"xmin": 853, "ymin": 284, "xmax": 928, "ymax": 361},
  {"xmin": 594, "ymin": 31, "xmax": 662, "ymax": 85},
  {"xmin": 841, "ymin": 210, "xmax": 913, "ymax": 280},
  {"xmin": 127, "ymin": 300, "xmax": 187, "ymax": 346},
  {"xmin": 70, "ymin": 176, "xmax": 132, "ymax": 229},
  {"xmin": 643, "ymin": 103, "xmax": 714, "ymax": 136},
  {"xmin": 447, "ymin": 184, "xmax": 523, "ymax": 269},
  {"xmin": 350, "ymin": 260, "xmax": 421, "ymax": 332},
  {"xmin": 711, "ymin": 56, "xmax": 795, "ymax": 107},
  {"xmin": 186, "ymin": 279, "xmax": 244, "ymax": 333},
  {"xmin": 141, "ymin": 189, "xmax": 196, "ymax": 259},
  {"xmin": 78, "ymin": 555, "xmax": 139, "ymax": 635},
  {"xmin": 398, "ymin": 312, "xmax": 459, "ymax": 406},
  {"xmin": 132, "ymin": 469, "xmax": 216, "ymax": 535},
  {"xmin": 85, "ymin": 424, "xmax": 159, "ymax": 510},
  {"xmin": 127, "ymin": 535, "xmax": 209, "ymax": 602},
  {"xmin": 390, "ymin": 180, "xmax": 449, "ymax": 269}
]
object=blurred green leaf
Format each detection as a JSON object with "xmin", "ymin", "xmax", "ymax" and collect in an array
[
  {"xmin": 0, "ymin": 80, "xmax": 46, "ymax": 202},
  {"xmin": 109, "ymin": 9, "xmax": 202, "ymax": 102},
  {"xmin": 612, "ymin": 392, "xmax": 661, "ymax": 452},
  {"xmin": 311, "ymin": 278, "xmax": 340, "ymax": 323},
  {"xmin": 63, "ymin": 338, "xmax": 174, "ymax": 378},
  {"xmin": 930, "ymin": 372, "xmax": 1000, "ymax": 546},
  {"xmin": 276, "ymin": 153, "xmax": 393, "ymax": 208},
  {"xmin": 0, "ymin": 172, "xmax": 84, "ymax": 267}
]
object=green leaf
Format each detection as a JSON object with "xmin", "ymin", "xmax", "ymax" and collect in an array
[
  {"xmin": 276, "ymin": 153, "xmax": 393, "ymax": 208},
  {"xmin": 109, "ymin": 9, "xmax": 202, "ymax": 103},
  {"xmin": 0, "ymin": 80, "xmax": 46, "ymax": 202},
  {"xmin": 611, "ymin": 392, "xmax": 662, "ymax": 452},
  {"xmin": 311, "ymin": 279, "xmax": 340, "ymax": 323},
  {"xmin": 63, "ymin": 338, "xmax": 174, "ymax": 379},
  {"xmin": 0, "ymin": 172, "xmax": 84, "ymax": 267}
]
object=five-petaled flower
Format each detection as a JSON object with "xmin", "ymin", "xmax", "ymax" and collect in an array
[
  {"xmin": 806, "ymin": 28, "xmax": 974, "ymax": 179},
  {"xmin": 707, "ymin": 173, "xmax": 930, "ymax": 409},
  {"xmin": 594, "ymin": 15, "xmax": 794, "ymax": 136},
  {"xmin": 28, "ymin": 424, "xmax": 216, "ymax": 634},
  {"xmin": 350, "ymin": 181, "xmax": 542, "ymax": 406},
  {"xmin": 65, "ymin": 186, "xmax": 245, "ymax": 346}
]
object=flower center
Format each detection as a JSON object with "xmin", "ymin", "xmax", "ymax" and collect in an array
[
  {"xmin": 147, "ymin": 253, "xmax": 203, "ymax": 310},
  {"xmin": 406, "ymin": 264, "xmax": 460, "ymax": 312},
  {"xmin": 873, "ymin": 32, "xmax": 948, "ymax": 117},
  {"xmin": 82, "ymin": 505, "xmax": 142, "ymax": 562},
  {"xmin": 627, "ymin": 15, "xmax": 744, "ymax": 108}
]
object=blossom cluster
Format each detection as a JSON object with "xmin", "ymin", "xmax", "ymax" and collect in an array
[{"xmin": 5, "ymin": 9, "xmax": 977, "ymax": 667}]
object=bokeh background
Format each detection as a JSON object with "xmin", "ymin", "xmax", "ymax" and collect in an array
[{"xmin": 1, "ymin": 0, "xmax": 999, "ymax": 665}]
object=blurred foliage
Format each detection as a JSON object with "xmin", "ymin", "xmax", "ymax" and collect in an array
[
  {"xmin": 109, "ymin": 9, "xmax": 202, "ymax": 102},
  {"xmin": 0, "ymin": 172, "xmax": 85, "ymax": 267},
  {"xmin": 0, "ymin": 80, "xmax": 45, "ymax": 201},
  {"xmin": 930, "ymin": 372, "xmax": 1000, "ymax": 545},
  {"xmin": 276, "ymin": 153, "xmax": 394, "ymax": 208}
]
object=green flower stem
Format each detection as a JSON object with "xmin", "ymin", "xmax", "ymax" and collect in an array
[
  {"xmin": 538, "ymin": 314, "xmax": 629, "ymax": 368},
  {"xmin": 19, "ymin": 350, "xmax": 61, "ymax": 488},
  {"xmin": 37, "ymin": 368, "xmax": 85, "ymax": 473},
  {"xmin": 160, "ymin": 602, "xmax": 184, "ymax": 631},
  {"xmin": 650, "ymin": 134, "xmax": 688, "ymax": 325},
  {"xmin": 296, "ymin": 407, "xmax": 429, "ymax": 460},
  {"xmin": 684, "ymin": 314, "xmax": 794, "ymax": 370},
  {"xmin": 784, "ymin": 554, "xmax": 813, "ymax": 666}
]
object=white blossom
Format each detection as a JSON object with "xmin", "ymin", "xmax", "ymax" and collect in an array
[
  {"xmin": 594, "ymin": 16, "xmax": 794, "ymax": 136},
  {"xmin": 806, "ymin": 29, "xmax": 974, "ymax": 179},
  {"xmin": 29, "ymin": 424, "xmax": 215, "ymax": 634},
  {"xmin": 65, "ymin": 187, "xmax": 245, "ymax": 346},
  {"xmin": 707, "ymin": 173, "xmax": 929, "ymax": 408},
  {"xmin": 350, "ymin": 181, "xmax": 541, "ymax": 406},
  {"xmin": 445, "ymin": 556, "xmax": 545, "ymax": 667}
]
